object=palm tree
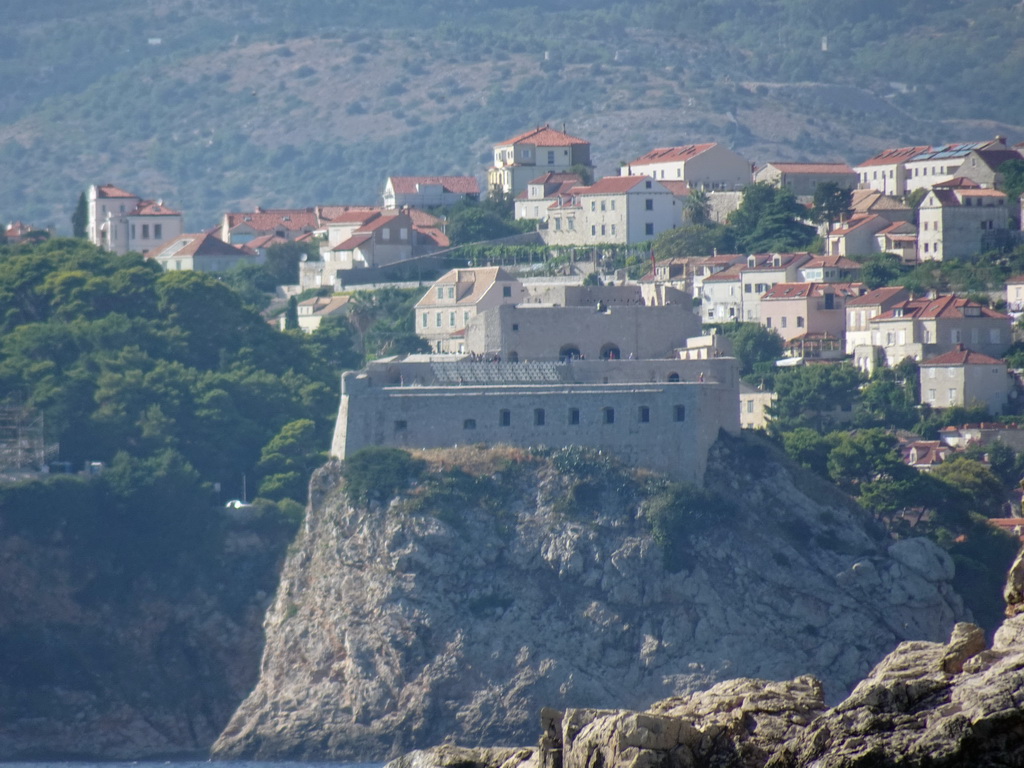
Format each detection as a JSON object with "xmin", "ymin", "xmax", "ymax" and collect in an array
[{"xmin": 684, "ymin": 189, "xmax": 711, "ymax": 225}]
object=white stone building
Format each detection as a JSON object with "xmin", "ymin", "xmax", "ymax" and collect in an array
[
  {"xmin": 621, "ymin": 143, "xmax": 752, "ymax": 191},
  {"xmin": 543, "ymin": 176, "xmax": 681, "ymax": 246},
  {"xmin": 87, "ymin": 184, "xmax": 184, "ymax": 256},
  {"xmin": 487, "ymin": 125, "xmax": 593, "ymax": 199},
  {"xmin": 917, "ymin": 186, "xmax": 1011, "ymax": 261}
]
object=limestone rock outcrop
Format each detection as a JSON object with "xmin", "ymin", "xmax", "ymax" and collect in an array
[
  {"xmin": 214, "ymin": 435, "xmax": 966, "ymax": 761},
  {"xmin": 394, "ymin": 551, "xmax": 1024, "ymax": 768}
]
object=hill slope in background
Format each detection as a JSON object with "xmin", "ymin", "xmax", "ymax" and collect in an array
[{"xmin": 4, "ymin": 0, "xmax": 1024, "ymax": 230}]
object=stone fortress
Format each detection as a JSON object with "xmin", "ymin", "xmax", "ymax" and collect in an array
[{"xmin": 331, "ymin": 269, "xmax": 740, "ymax": 484}]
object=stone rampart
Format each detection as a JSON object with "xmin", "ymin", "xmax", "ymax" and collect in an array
[{"xmin": 331, "ymin": 357, "xmax": 738, "ymax": 484}]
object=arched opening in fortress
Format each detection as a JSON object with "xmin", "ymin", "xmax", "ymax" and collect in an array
[
  {"xmin": 667, "ymin": 372, "xmax": 680, "ymax": 382},
  {"xmin": 600, "ymin": 343, "xmax": 620, "ymax": 360},
  {"xmin": 560, "ymin": 344, "xmax": 581, "ymax": 361}
]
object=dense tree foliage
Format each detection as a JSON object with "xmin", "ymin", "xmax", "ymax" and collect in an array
[
  {"xmin": 0, "ymin": 239, "xmax": 347, "ymax": 503},
  {"xmin": 728, "ymin": 183, "xmax": 817, "ymax": 254}
]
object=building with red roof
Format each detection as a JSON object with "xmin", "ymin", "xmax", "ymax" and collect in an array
[
  {"xmin": 147, "ymin": 231, "xmax": 260, "ymax": 273},
  {"xmin": 87, "ymin": 184, "xmax": 184, "ymax": 256},
  {"xmin": 621, "ymin": 143, "xmax": 752, "ymax": 191},
  {"xmin": 760, "ymin": 282, "xmax": 864, "ymax": 342},
  {"xmin": 919, "ymin": 344, "xmax": 1011, "ymax": 413},
  {"xmin": 514, "ymin": 172, "xmax": 584, "ymax": 222},
  {"xmin": 383, "ymin": 176, "xmax": 480, "ymax": 210},
  {"xmin": 219, "ymin": 207, "xmax": 321, "ymax": 245},
  {"xmin": 487, "ymin": 124, "xmax": 593, "ymax": 199},
  {"xmin": 918, "ymin": 186, "xmax": 1011, "ymax": 261},
  {"xmin": 853, "ymin": 145, "xmax": 931, "ymax": 196},
  {"xmin": 753, "ymin": 162, "xmax": 857, "ymax": 198},
  {"xmin": 867, "ymin": 295, "xmax": 1011, "ymax": 369},
  {"xmin": 542, "ymin": 176, "xmax": 683, "ymax": 246},
  {"xmin": 845, "ymin": 286, "xmax": 910, "ymax": 361}
]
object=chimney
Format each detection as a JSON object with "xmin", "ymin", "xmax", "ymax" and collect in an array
[{"xmin": 996, "ymin": 135, "xmax": 1007, "ymax": 146}]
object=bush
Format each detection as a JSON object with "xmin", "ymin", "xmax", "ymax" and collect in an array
[
  {"xmin": 644, "ymin": 482, "xmax": 727, "ymax": 572},
  {"xmin": 341, "ymin": 447, "xmax": 425, "ymax": 505}
]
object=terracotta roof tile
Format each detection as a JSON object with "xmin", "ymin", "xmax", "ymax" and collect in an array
[
  {"xmin": 628, "ymin": 144, "xmax": 717, "ymax": 166},
  {"xmin": 920, "ymin": 344, "xmax": 1005, "ymax": 367},
  {"xmin": 96, "ymin": 184, "xmax": 137, "ymax": 198},
  {"xmin": 856, "ymin": 146, "xmax": 932, "ymax": 168},
  {"xmin": 497, "ymin": 124, "xmax": 589, "ymax": 147},
  {"xmin": 846, "ymin": 286, "xmax": 909, "ymax": 308},
  {"xmin": 388, "ymin": 176, "xmax": 480, "ymax": 195}
]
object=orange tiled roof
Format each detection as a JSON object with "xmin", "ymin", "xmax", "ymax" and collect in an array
[
  {"xmin": 627, "ymin": 144, "xmax": 717, "ymax": 165},
  {"xmin": 846, "ymin": 286, "xmax": 909, "ymax": 308},
  {"xmin": 132, "ymin": 200, "xmax": 180, "ymax": 217},
  {"xmin": 874, "ymin": 295, "xmax": 1008, "ymax": 321},
  {"xmin": 96, "ymin": 184, "xmax": 137, "ymax": 198},
  {"xmin": 149, "ymin": 232, "xmax": 250, "ymax": 259},
  {"xmin": 497, "ymin": 124, "xmax": 589, "ymax": 148},
  {"xmin": 920, "ymin": 343, "xmax": 1005, "ymax": 367},
  {"xmin": 855, "ymin": 146, "xmax": 932, "ymax": 168},
  {"xmin": 575, "ymin": 176, "xmax": 655, "ymax": 195},
  {"xmin": 389, "ymin": 176, "xmax": 480, "ymax": 195},
  {"xmin": 225, "ymin": 208, "xmax": 320, "ymax": 232}
]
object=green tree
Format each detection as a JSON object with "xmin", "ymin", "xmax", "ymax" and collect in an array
[
  {"xmin": 810, "ymin": 182, "xmax": 852, "ymax": 232},
  {"xmin": 826, "ymin": 428, "xmax": 904, "ymax": 491},
  {"xmin": 771, "ymin": 363, "xmax": 864, "ymax": 432},
  {"xmin": 446, "ymin": 206, "xmax": 521, "ymax": 245},
  {"xmin": 256, "ymin": 418, "xmax": 325, "ymax": 502},
  {"xmin": 781, "ymin": 427, "xmax": 837, "ymax": 477},
  {"xmin": 719, "ymin": 323, "xmax": 785, "ymax": 376},
  {"xmin": 857, "ymin": 366, "xmax": 917, "ymax": 428},
  {"xmin": 651, "ymin": 223, "xmax": 734, "ymax": 260},
  {"xmin": 284, "ymin": 296, "xmax": 299, "ymax": 330},
  {"xmin": 72, "ymin": 191, "xmax": 88, "ymax": 238},
  {"xmin": 728, "ymin": 183, "xmax": 816, "ymax": 253},
  {"xmin": 930, "ymin": 455, "xmax": 1006, "ymax": 518}
]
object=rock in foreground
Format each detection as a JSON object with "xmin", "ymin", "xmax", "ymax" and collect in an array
[
  {"xmin": 392, "ymin": 552, "xmax": 1024, "ymax": 768},
  {"xmin": 214, "ymin": 436, "xmax": 965, "ymax": 761}
]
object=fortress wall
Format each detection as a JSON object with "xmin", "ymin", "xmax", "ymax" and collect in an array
[{"xmin": 332, "ymin": 375, "xmax": 736, "ymax": 484}]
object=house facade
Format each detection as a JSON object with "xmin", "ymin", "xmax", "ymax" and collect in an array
[
  {"xmin": 919, "ymin": 345, "xmax": 1011, "ymax": 414},
  {"xmin": 147, "ymin": 231, "xmax": 260, "ymax": 272},
  {"xmin": 513, "ymin": 172, "xmax": 583, "ymax": 221},
  {"xmin": 760, "ymin": 282, "xmax": 862, "ymax": 342},
  {"xmin": 487, "ymin": 125, "xmax": 592, "ymax": 199},
  {"xmin": 845, "ymin": 286, "xmax": 910, "ymax": 359},
  {"xmin": 383, "ymin": 176, "xmax": 480, "ymax": 209},
  {"xmin": 414, "ymin": 267, "xmax": 526, "ymax": 352},
  {"xmin": 825, "ymin": 214, "xmax": 894, "ymax": 257},
  {"xmin": 219, "ymin": 207, "xmax": 320, "ymax": 245},
  {"xmin": 87, "ymin": 184, "xmax": 184, "ymax": 256},
  {"xmin": 917, "ymin": 187, "xmax": 1011, "ymax": 261},
  {"xmin": 865, "ymin": 295, "xmax": 1012, "ymax": 368},
  {"xmin": 543, "ymin": 176, "xmax": 681, "ymax": 246},
  {"xmin": 904, "ymin": 140, "xmax": 1002, "ymax": 194},
  {"xmin": 621, "ymin": 143, "xmax": 752, "ymax": 191},
  {"xmin": 854, "ymin": 146, "xmax": 931, "ymax": 196},
  {"xmin": 701, "ymin": 252, "xmax": 813, "ymax": 323},
  {"xmin": 952, "ymin": 141, "xmax": 1023, "ymax": 189},
  {"xmin": 753, "ymin": 162, "xmax": 857, "ymax": 198}
]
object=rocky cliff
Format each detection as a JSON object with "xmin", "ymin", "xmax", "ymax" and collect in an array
[
  {"xmin": 391, "ymin": 550, "xmax": 1024, "ymax": 768},
  {"xmin": 213, "ymin": 434, "xmax": 967, "ymax": 761},
  {"xmin": 0, "ymin": 508, "xmax": 293, "ymax": 759}
]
